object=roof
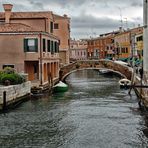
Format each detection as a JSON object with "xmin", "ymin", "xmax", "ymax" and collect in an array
[
  {"xmin": 0, "ymin": 23, "xmax": 40, "ymax": 32},
  {"xmin": 53, "ymin": 14, "xmax": 70, "ymax": 20},
  {"xmin": 0, "ymin": 11, "xmax": 53, "ymax": 19}
]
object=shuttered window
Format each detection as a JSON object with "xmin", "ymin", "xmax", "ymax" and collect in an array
[
  {"xmin": 43, "ymin": 38, "xmax": 46, "ymax": 52},
  {"xmin": 24, "ymin": 38, "xmax": 38, "ymax": 52},
  {"xmin": 51, "ymin": 41, "xmax": 54, "ymax": 54},
  {"xmin": 47, "ymin": 40, "xmax": 50, "ymax": 52}
]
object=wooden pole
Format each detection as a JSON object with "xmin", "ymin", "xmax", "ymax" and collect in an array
[{"xmin": 3, "ymin": 91, "xmax": 6, "ymax": 110}]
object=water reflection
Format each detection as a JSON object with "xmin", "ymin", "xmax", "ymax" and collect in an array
[{"xmin": 0, "ymin": 69, "xmax": 148, "ymax": 148}]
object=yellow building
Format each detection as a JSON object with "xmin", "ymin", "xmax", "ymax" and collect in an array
[
  {"xmin": 114, "ymin": 31, "xmax": 131, "ymax": 59},
  {"xmin": 135, "ymin": 33, "xmax": 143, "ymax": 58}
]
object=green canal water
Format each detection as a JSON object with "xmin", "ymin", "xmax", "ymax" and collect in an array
[{"xmin": 0, "ymin": 69, "xmax": 148, "ymax": 148}]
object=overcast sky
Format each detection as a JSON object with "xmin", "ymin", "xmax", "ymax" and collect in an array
[{"xmin": 0, "ymin": 0, "xmax": 143, "ymax": 39}]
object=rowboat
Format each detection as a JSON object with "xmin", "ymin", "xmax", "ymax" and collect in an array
[
  {"xmin": 119, "ymin": 78, "xmax": 131, "ymax": 89},
  {"xmin": 53, "ymin": 81, "xmax": 68, "ymax": 92}
]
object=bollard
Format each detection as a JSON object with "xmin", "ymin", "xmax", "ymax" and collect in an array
[{"xmin": 3, "ymin": 91, "xmax": 6, "ymax": 110}]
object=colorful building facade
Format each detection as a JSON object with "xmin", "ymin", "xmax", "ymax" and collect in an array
[
  {"xmin": 0, "ymin": 4, "xmax": 60, "ymax": 86},
  {"xmin": 87, "ymin": 35, "xmax": 114, "ymax": 59},
  {"xmin": 70, "ymin": 39, "xmax": 87, "ymax": 61},
  {"xmin": 114, "ymin": 31, "xmax": 131, "ymax": 59}
]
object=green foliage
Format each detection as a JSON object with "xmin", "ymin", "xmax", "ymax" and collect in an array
[
  {"xmin": 0, "ymin": 67, "xmax": 25, "ymax": 85},
  {"xmin": 3, "ymin": 67, "xmax": 15, "ymax": 74}
]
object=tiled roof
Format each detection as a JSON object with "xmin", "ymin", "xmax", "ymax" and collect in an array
[
  {"xmin": 0, "ymin": 11, "xmax": 53, "ymax": 19},
  {"xmin": 0, "ymin": 23, "xmax": 40, "ymax": 32}
]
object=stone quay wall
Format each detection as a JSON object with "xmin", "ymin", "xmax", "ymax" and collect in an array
[{"xmin": 0, "ymin": 81, "xmax": 31, "ymax": 109}]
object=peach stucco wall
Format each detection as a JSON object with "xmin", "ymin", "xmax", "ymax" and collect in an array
[
  {"xmin": 0, "ymin": 34, "xmax": 40, "ymax": 72},
  {"xmin": 54, "ymin": 18, "xmax": 70, "ymax": 49},
  {"xmin": 11, "ymin": 19, "xmax": 47, "ymax": 32}
]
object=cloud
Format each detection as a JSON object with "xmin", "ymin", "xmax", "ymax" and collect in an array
[
  {"xmin": 72, "ymin": 15, "xmax": 119, "ymax": 29},
  {"xmin": 0, "ymin": 0, "xmax": 143, "ymax": 39}
]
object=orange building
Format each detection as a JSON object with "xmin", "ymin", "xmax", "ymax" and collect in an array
[
  {"xmin": 87, "ymin": 35, "xmax": 114, "ymax": 59},
  {"xmin": 0, "ymin": 4, "xmax": 60, "ymax": 86},
  {"xmin": 53, "ymin": 14, "xmax": 70, "ymax": 66}
]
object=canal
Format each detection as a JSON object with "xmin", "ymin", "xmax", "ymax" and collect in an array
[{"xmin": 0, "ymin": 69, "xmax": 148, "ymax": 148}]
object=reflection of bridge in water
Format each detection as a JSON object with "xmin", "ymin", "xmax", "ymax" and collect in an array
[{"xmin": 59, "ymin": 60, "xmax": 132, "ymax": 81}]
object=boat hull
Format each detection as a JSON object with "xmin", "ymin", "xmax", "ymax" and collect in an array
[
  {"xmin": 119, "ymin": 78, "xmax": 131, "ymax": 89},
  {"xmin": 53, "ymin": 86, "xmax": 68, "ymax": 92},
  {"xmin": 53, "ymin": 81, "xmax": 68, "ymax": 92}
]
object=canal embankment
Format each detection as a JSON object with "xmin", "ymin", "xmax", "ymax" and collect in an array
[
  {"xmin": 0, "ymin": 81, "xmax": 31, "ymax": 110},
  {"xmin": 134, "ymin": 75, "xmax": 148, "ymax": 109}
]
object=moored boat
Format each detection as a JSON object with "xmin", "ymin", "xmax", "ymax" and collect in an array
[
  {"xmin": 53, "ymin": 81, "xmax": 68, "ymax": 92},
  {"xmin": 99, "ymin": 69, "xmax": 113, "ymax": 75},
  {"xmin": 119, "ymin": 78, "xmax": 131, "ymax": 89}
]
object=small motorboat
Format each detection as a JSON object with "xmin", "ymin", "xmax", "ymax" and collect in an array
[
  {"xmin": 99, "ymin": 69, "xmax": 112, "ymax": 75},
  {"xmin": 119, "ymin": 78, "xmax": 131, "ymax": 89},
  {"xmin": 53, "ymin": 81, "xmax": 68, "ymax": 92}
]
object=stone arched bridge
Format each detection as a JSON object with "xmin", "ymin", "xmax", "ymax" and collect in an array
[{"xmin": 59, "ymin": 60, "xmax": 133, "ymax": 81}]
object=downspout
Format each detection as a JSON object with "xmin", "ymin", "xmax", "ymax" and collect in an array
[
  {"xmin": 39, "ymin": 33, "xmax": 43, "ymax": 85},
  {"xmin": 144, "ymin": 0, "xmax": 148, "ymax": 75},
  {"xmin": 44, "ymin": 18, "xmax": 47, "ymax": 32}
]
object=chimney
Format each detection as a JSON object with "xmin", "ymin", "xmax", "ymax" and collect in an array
[
  {"xmin": 63, "ymin": 14, "xmax": 67, "ymax": 18},
  {"xmin": 3, "ymin": 4, "xmax": 13, "ymax": 24}
]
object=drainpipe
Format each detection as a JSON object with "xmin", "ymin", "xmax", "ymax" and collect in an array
[
  {"xmin": 143, "ymin": 0, "xmax": 148, "ymax": 81},
  {"xmin": 39, "ymin": 33, "xmax": 43, "ymax": 85}
]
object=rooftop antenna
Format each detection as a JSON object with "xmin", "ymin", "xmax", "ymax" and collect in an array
[
  {"xmin": 124, "ymin": 18, "xmax": 128, "ymax": 29},
  {"xmin": 118, "ymin": 7, "xmax": 123, "ymax": 29}
]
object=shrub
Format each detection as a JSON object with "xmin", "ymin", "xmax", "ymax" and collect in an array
[
  {"xmin": 0, "ymin": 68, "xmax": 25, "ymax": 85},
  {"xmin": 3, "ymin": 67, "xmax": 15, "ymax": 74}
]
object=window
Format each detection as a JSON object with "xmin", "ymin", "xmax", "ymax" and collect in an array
[
  {"xmin": 24, "ymin": 38, "xmax": 38, "ymax": 52},
  {"xmin": 3, "ymin": 64, "xmax": 14, "ymax": 69},
  {"xmin": 126, "ymin": 48, "xmax": 128, "ymax": 53},
  {"xmin": 54, "ymin": 42, "xmax": 59, "ymax": 53},
  {"xmin": 50, "ymin": 22, "xmax": 53, "ymax": 33},
  {"xmin": 136, "ymin": 36, "xmax": 143, "ymax": 42},
  {"xmin": 47, "ymin": 40, "xmax": 50, "ymax": 52},
  {"xmin": 51, "ymin": 41, "xmax": 54, "ymax": 54},
  {"xmin": 54, "ymin": 23, "xmax": 59, "ymax": 29},
  {"xmin": 43, "ymin": 39, "xmax": 46, "ymax": 52}
]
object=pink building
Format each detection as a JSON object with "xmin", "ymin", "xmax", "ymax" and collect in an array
[
  {"xmin": 70, "ymin": 39, "xmax": 87, "ymax": 61},
  {"xmin": 0, "ymin": 4, "xmax": 60, "ymax": 86},
  {"xmin": 53, "ymin": 14, "xmax": 70, "ymax": 65}
]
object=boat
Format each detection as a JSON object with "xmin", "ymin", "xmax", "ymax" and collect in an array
[
  {"xmin": 118, "ymin": 78, "xmax": 131, "ymax": 89},
  {"xmin": 99, "ymin": 69, "xmax": 112, "ymax": 74},
  {"xmin": 53, "ymin": 81, "xmax": 68, "ymax": 92}
]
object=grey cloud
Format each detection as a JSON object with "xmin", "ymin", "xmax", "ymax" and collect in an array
[
  {"xmin": 71, "ymin": 14, "xmax": 121, "ymax": 38},
  {"xmin": 71, "ymin": 15, "xmax": 120, "ymax": 29},
  {"xmin": 131, "ymin": 2, "xmax": 142, "ymax": 7},
  {"xmin": 29, "ymin": 1, "xmax": 44, "ymax": 10},
  {"xmin": 0, "ymin": 0, "xmax": 143, "ymax": 39}
]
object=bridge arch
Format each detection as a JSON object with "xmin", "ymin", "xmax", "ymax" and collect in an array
[{"xmin": 59, "ymin": 60, "xmax": 133, "ymax": 81}]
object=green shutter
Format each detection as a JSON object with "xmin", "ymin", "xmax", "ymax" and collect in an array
[
  {"xmin": 43, "ymin": 39, "xmax": 46, "ymax": 52},
  {"xmin": 51, "ymin": 41, "xmax": 53, "ymax": 54},
  {"xmin": 48, "ymin": 40, "xmax": 50, "ymax": 52},
  {"xmin": 55, "ymin": 42, "xmax": 57, "ymax": 53},
  {"xmin": 57, "ymin": 42, "xmax": 59, "ymax": 52},
  {"xmin": 35, "ymin": 39, "xmax": 38, "ymax": 52},
  {"xmin": 24, "ymin": 39, "xmax": 28, "ymax": 52}
]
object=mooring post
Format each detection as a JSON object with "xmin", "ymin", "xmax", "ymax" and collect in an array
[{"xmin": 3, "ymin": 91, "xmax": 6, "ymax": 110}]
